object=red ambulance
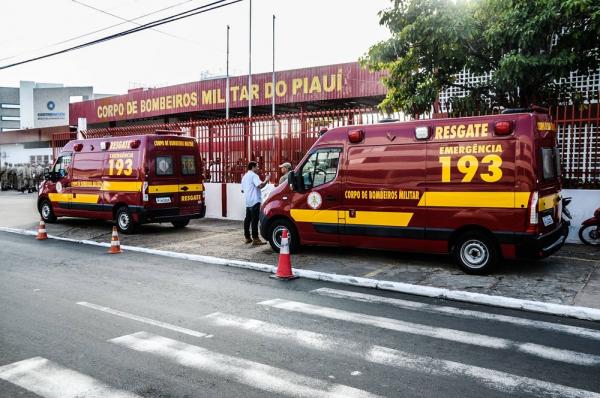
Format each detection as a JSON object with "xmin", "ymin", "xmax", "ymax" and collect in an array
[
  {"xmin": 260, "ymin": 110, "xmax": 568, "ymax": 274},
  {"xmin": 38, "ymin": 133, "xmax": 205, "ymax": 233}
]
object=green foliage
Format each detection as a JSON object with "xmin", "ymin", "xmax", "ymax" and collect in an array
[{"xmin": 362, "ymin": 0, "xmax": 600, "ymax": 115}]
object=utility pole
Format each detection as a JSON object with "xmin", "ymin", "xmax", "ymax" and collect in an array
[
  {"xmin": 226, "ymin": 24, "xmax": 230, "ymax": 120},
  {"xmin": 272, "ymin": 14, "xmax": 276, "ymax": 118},
  {"xmin": 248, "ymin": 0, "xmax": 252, "ymax": 118}
]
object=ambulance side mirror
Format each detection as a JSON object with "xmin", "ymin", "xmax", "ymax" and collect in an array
[
  {"xmin": 288, "ymin": 171, "xmax": 297, "ymax": 191},
  {"xmin": 43, "ymin": 168, "xmax": 50, "ymax": 180},
  {"xmin": 289, "ymin": 171, "xmax": 305, "ymax": 192}
]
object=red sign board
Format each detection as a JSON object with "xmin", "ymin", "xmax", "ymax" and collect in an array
[{"xmin": 69, "ymin": 62, "xmax": 386, "ymax": 125}]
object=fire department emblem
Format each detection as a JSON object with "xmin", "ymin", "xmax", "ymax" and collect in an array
[
  {"xmin": 307, "ymin": 192, "xmax": 322, "ymax": 209},
  {"xmin": 56, "ymin": 181, "xmax": 62, "ymax": 193}
]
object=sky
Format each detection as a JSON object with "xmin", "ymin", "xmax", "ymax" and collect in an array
[{"xmin": 0, "ymin": 0, "xmax": 392, "ymax": 95}]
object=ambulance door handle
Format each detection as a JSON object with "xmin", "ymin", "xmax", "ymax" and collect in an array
[
  {"xmin": 325, "ymin": 194, "xmax": 336, "ymax": 201},
  {"xmin": 181, "ymin": 186, "xmax": 189, "ymax": 191}
]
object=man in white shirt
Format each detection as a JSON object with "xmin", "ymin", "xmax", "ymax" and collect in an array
[{"xmin": 241, "ymin": 161, "xmax": 270, "ymax": 245}]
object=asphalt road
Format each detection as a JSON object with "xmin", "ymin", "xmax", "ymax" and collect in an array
[{"xmin": 1, "ymin": 231, "xmax": 600, "ymax": 398}]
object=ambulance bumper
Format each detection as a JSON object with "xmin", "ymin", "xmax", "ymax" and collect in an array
[
  {"xmin": 135, "ymin": 205, "xmax": 206, "ymax": 223},
  {"xmin": 515, "ymin": 221, "xmax": 569, "ymax": 259}
]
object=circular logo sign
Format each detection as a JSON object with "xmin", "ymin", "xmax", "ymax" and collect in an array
[
  {"xmin": 55, "ymin": 181, "xmax": 62, "ymax": 193},
  {"xmin": 307, "ymin": 191, "xmax": 322, "ymax": 210},
  {"xmin": 47, "ymin": 101, "xmax": 56, "ymax": 111}
]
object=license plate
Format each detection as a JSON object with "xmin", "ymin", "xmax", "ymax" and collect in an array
[
  {"xmin": 542, "ymin": 214, "xmax": 554, "ymax": 226},
  {"xmin": 156, "ymin": 197, "xmax": 171, "ymax": 204}
]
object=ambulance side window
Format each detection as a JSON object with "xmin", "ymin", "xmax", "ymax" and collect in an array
[
  {"xmin": 301, "ymin": 148, "xmax": 341, "ymax": 189},
  {"xmin": 53, "ymin": 153, "xmax": 72, "ymax": 177}
]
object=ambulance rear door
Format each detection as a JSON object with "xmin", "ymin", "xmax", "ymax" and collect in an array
[
  {"xmin": 148, "ymin": 151, "xmax": 181, "ymax": 212},
  {"xmin": 177, "ymin": 146, "xmax": 204, "ymax": 214},
  {"xmin": 534, "ymin": 115, "xmax": 562, "ymax": 235}
]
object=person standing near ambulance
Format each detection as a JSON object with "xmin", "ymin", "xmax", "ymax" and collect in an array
[
  {"xmin": 278, "ymin": 162, "xmax": 292, "ymax": 186},
  {"xmin": 241, "ymin": 161, "xmax": 270, "ymax": 245}
]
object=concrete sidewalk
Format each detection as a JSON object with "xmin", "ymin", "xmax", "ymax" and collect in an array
[{"xmin": 2, "ymin": 191, "xmax": 599, "ymax": 309}]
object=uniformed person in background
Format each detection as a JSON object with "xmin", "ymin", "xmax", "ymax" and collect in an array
[
  {"xmin": 23, "ymin": 163, "xmax": 33, "ymax": 193},
  {"xmin": 16, "ymin": 163, "xmax": 25, "ymax": 192},
  {"xmin": 0, "ymin": 162, "xmax": 7, "ymax": 191},
  {"xmin": 8, "ymin": 164, "xmax": 16, "ymax": 190},
  {"xmin": 34, "ymin": 162, "xmax": 44, "ymax": 190}
]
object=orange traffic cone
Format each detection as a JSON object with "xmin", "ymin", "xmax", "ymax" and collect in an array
[
  {"xmin": 108, "ymin": 226, "xmax": 123, "ymax": 254},
  {"xmin": 270, "ymin": 229, "xmax": 298, "ymax": 280},
  {"xmin": 35, "ymin": 219, "xmax": 47, "ymax": 240}
]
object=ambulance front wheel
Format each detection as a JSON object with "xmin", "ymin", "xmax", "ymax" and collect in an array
[
  {"xmin": 39, "ymin": 200, "xmax": 57, "ymax": 223},
  {"xmin": 453, "ymin": 231, "xmax": 499, "ymax": 275},
  {"xmin": 172, "ymin": 219, "xmax": 190, "ymax": 229},
  {"xmin": 268, "ymin": 219, "xmax": 300, "ymax": 254},
  {"xmin": 115, "ymin": 206, "xmax": 138, "ymax": 234}
]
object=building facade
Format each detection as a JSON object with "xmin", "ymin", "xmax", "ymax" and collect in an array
[
  {"xmin": 0, "ymin": 87, "xmax": 21, "ymax": 132},
  {"xmin": 0, "ymin": 81, "xmax": 97, "ymax": 133}
]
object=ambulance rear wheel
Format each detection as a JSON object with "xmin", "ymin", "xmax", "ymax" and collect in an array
[
  {"xmin": 116, "ymin": 206, "xmax": 137, "ymax": 234},
  {"xmin": 39, "ymin": 200, "xmax": 57, "ymax": 223},
  {"xmin": 453, "ymin": 232, "xmax": 498, "ymax": 275},
  {"xmin": 268, "ymin": 219, "xmax": 299, "ymax": 254},
  {"xmin": 172, "ymin": 219, "xmax": 190, "ymax": 229}
]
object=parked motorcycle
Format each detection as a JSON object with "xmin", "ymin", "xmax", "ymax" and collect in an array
[
  {"xmin": 562, "ymin": 197, "xmax": 572, "ymax": 227},
  {"xmin": 578, "ymin": 206, "xmax": 600, "ymax": 246}
]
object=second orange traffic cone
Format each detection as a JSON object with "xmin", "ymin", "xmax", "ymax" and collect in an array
[
  {"xmin": 35, "ymin": 219, "xmax": 47, "ymax": 240},
  {"xmin": 108, "ymin": 226, "xmax": 123, "ymax": 254},
  {"xmin": 270, "ymin": 229, "xmax": 298, "ymax": 280}
]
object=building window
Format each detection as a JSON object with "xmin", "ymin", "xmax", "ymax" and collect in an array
[
  {"xmin": 30, "ymin": 156, "xmax": 36, "ymax": 164},
  {"xmin": 1, "ymin": 116, "xmax": 20, "ymax": 121},
  {"xmin": 0, "ymin": 104, "xmax": 20, "ymax": 109}
]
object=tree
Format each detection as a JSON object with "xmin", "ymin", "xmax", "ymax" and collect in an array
[{"xmin": 362, "ymin": 0, "xmax": 600, "ymax": 115}]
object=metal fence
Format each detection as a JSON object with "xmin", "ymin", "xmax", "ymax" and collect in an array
[
  {"xmin": 52, "ymin": 104, "xmax": 600, "ymax": 188},
  {"xmin": 552, "ymin": 101, "xmax": 600, "ymax": 188},
  {"xmin": 68, "ymin": 108, "xmax": 395, "ymax": 183}
]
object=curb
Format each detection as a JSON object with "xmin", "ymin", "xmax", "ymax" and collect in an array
[{"xmin": 2, "ymin": 226, "xmax": 600, "ymax": 322}]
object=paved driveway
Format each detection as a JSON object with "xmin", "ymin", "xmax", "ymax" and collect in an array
[{"xmin": 2, "ymin": 191, "xmax": 599, "ymax": 308}]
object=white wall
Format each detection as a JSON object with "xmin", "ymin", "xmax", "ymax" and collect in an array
[
  {"xmin": 204, "ymin": 183, "xmax": 275, "ymax": 220},
  {"xmin": 204, "ymin": 183, "xmax": 223, "ymax": 219},
  {"xmin": 203, "ymin": 184, "xmax": 598, "ymax": 244}
]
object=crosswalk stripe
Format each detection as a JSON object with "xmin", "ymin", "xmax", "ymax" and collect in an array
[
  {"xmin": 202, "ymin": 312, "xmax": 600, "ymax": 398},
  {"xmin": 258, "ymin": 299, "xmax": 600, "ymax": 366},
  {"xmin": 311, "ymin": 288, "xmax": 600, "ymax": 341},
  {"xmin": 0, "ymin": 357, "xmax": 140, "ymax": 398},
  {"xmin": 110, "ymin": 331, "xmax": 381, "ymax": 398},
  {"xmin": 77, "ymin": 301, "xmax": 207, "ymax": 338}
]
